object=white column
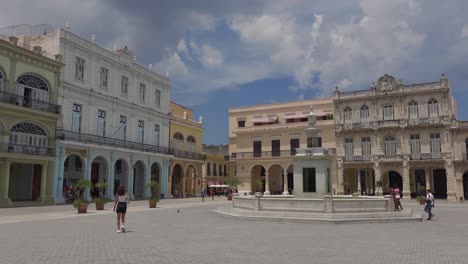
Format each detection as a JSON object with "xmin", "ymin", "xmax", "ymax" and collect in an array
[
  {"xmin": 446, "ymin": 160, "xmax": 457, "ymax": 202},
  {"xmin": 282, "ymin": 172, "xmax": 289, "ymax": 195},
  {"xmin": 264, "ymin": 172, "xmax": 270, "ymax": 195},
  {"xmin": 356, "ymin": 170, "xmax": 361, "ymax": 193},
  {"xmin": 83, "ymin": 149, "xmax": 93, "ymax": 201},
  {"xmin": 145, "ymin": 157, "xmax": 151, "ymax": 198},
  {"xmin": 402, "ymin": 161, "xmax": 411, "ymax": 200},
  {"xmin": 54, "ymin": 146, "xmax": 65, "ymax": 204},
  {"xmin": 39, "ymin": 161, "xmax": 49, "ymax": 204},
  {"xmin": 107, "ymin": 153, "xmax": 115, "ymax": 201},
  {"xmin": 128, "ymin": 156, "xmax": 135, "ymax": 199},
  {"xmin": 0, "ymin": 161, "xmax": 12, "ymax": 207},
  {"xmin": 337, "ymin": 161, "xmax": 344, "ymax": 195}
]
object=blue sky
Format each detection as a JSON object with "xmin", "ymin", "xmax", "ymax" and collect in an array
[{"xmin": 2, "ymin": 0, "xmax": 468, "ymax": 144}]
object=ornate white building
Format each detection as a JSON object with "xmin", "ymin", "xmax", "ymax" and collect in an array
[
  {"xmin": 27, "ymin": 27, "xmax": 172, "ymax": 202},
  {"xmin": 333, "ymin": 74, "xmax": 457, "ymax": 200}
]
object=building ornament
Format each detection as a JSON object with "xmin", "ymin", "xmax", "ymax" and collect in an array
[{"xmin": 376, "ymin": 74, "xmax": 399, "ymax": 93}]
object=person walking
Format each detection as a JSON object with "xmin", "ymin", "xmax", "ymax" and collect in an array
[
  {"xmin": 211, "ymin": 188, "xmax": 215, "ymax": 200},
  {"xmin": 393, "ymin": 185, "xmax": 403, "ymax": 211},
  {"xmin": 424, "ymin": 189, "xmax": 435, "ymax": 220},
  {"xmin": 201, "ymin": 188, "xmax": 206, "ymax": 202},
  {"xmin": 113, "ymin": 185, "xmax": 129, "ymax": 233}
]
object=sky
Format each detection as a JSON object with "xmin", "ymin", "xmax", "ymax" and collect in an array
[{"xmin": 1, "ymin": 0, "xmax": 468, "ymax": 144}]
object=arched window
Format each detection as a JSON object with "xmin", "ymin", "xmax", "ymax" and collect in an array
[
  {"xmin": 344, "ymin": 107, "xmax": 352, "ymax": 123},
  {"xmin": 408, "ymin": 100, "xmax": 418, "ymax": 119},
  {"xmin": 186, "ymin": 136, "xmax": 196, "ymax": 153},
  {"xmin": 0, "ymin": 70, "xmax": 4, "ymax": 92},
  {"xmin": 9, "ymin": 122, "xmax": 48, "ymax": 154},
  {"xmin": 16, "ymin": 74, "xmax": 50, "ymax": 108},
  {"xmin": 173, "ymin": 133, "xmax": 184, "ymax": 141},
  {"xmin": 360, "ymin": 105, "xmax": 369, "ymax": 123},
  {"xmin": 384, "ymin": 135, "xmax": 396, "ymax": 156},
  {"xmin": 428, "ymin": 98, "xmax": 439, "ymax": 117}
]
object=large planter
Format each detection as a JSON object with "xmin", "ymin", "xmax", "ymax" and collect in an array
[
  {"xmin": 77, "ymin": 203, "xmax": 89, "ymax": 214},
  {"xmin": 149, "ymin": 200, "xmax": 157, "ymax": 208},
  {"xmin": 417, "ymin": 197, "xmax": 425, "ymax": 205},
  {"xmin": 227, "ymin": 194, "xmax": 233, "ymax": 201},
  {"xmin": 95, "ymin": 201, "xmax": 105, "ymax": 210}
]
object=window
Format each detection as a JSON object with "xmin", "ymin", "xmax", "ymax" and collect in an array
[
  {"xmin": 238, "ymin": 120, "xmax": 245, "ymax": 127},
  {"xmin": 361, "ymin": 137, "xmax": 371, "ymax": 159},
  {"xmin": 344, "ymin": 138, "xmax": 354, "ymax": 159},
  {"xmin": 100, "ymin": 67, "xmax": 108, "ymax": 89},
  {"xmin": 121, "ymin": 76, "xmax": 128, "ymax": 96},
  {"xmin": 384, "ymin": 135, "xmax": 396, "ymax": 156},
  {"xmin": 139, "ymin": 83, "xmax": 146, "ymax": 103},
  {"xmin": 303, "ymin": 168, "xmax": 316, "ymax": 192},
  {"xmin": 213, "ymin": 163, "xmax": 217, "ymax": 176},
  {"xmin": 410, "ymin": 134, "xmax": 421, "ymax": 159},
  {"xmin": 290, "ymin": 138, "xmax": 299, "ymax": 155},
  {"xmin": 360, "ymin": 105, "xmax": 369, "ymax": 123},
  {"xmin": 97, "ymin": 110, "xmax": 106, "ymax": 137},
  {"xmin": 119, "ymin": 115, "xmax": 127, "ymax": 140},
  {"xmin": 253, "ymin": 141, "xmax": 262, "ymax": 157},
  {"xmin": 344, "ymin": 107, "xmax": 352, "ymax": 123},
  {"xmin": 155, "ymin": 90, "xmax": 161, "ymax": 107},
  {"xmin": 383, "ymin": 105, "xmax": 394, "ymax": 120},
  {"xmin": 428, "ymin": 99, "xmax": 439, "ymax": 117},
  {"xmin": 224, "ymin": 165, "xmax": 227, "ymax": 176},
  {"xmin": 138, "ymin": 120, "xmax": 144, "ymax": 143},
  {"xmin": 153, "ymin": 124, "xmax": 160, "ymax": 146},
  {"xmin": 272, "ymin": 140, "xmax": 280, "ymax": 156},
  {"xmin": 75, "ymin": 57, "xmax": 85, "ymax": 81},
  {"xmin": 219, "ymin": 164, "xmax": 222, "ymax": 177},
  {"xmin": 307, "ymin": 136, "xmax": 322, "ymax": 148},
  {"xmin": 430, "ymin": 133, "xmax": 441, "ymax": 157},
  {"xmin": 72, "ymin": 103, "xmax": 82, "ymax": 133},
  {"xmin": 408, "ymin": 100, "xmax": 418, "ymax": 119},
  {"xmin": 207, "ymin": 162, "xmax": 211, "ymax": 176}
]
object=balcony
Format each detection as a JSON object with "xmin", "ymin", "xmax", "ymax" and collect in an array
[
  {"xmin": 0, "ymin": 90, "xmax": 61, "ymax": 115},
  {"xmin": 344, "ymin": 155, "xmax": 372, "ymax": 162},
  {"xmin": 56, "ymin": 129, "xmax": 173, "ymax": 156},
  {"xmin": 173, "ymin": 149, "xmax": 206, "ymax": 160},
  {"xmin": 231, "ymin": 150, "xmax": 294, "ymax": 159},
  {"xmin": 408, "ymin": 117, "xmax": 441, "ymax": 126},
  {"xmin": 0, "ymin": 142, "xmax": 55, "ymax": 156},
  {"xmin": 379, "ymin": 154, "xmax": 404, "ymax": 160},
  {"xmin": 295, "ymin": 148, "xmax": 336, "ymax": 156},
  {"xmin": 410, "ymin": 153, "xmax": 443, "ymax": 160}
]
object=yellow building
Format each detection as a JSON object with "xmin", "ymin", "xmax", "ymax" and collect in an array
[
  {"xmin": 228, "ymin": 99, "xmax": 335, "ymax": 195},
  {"xmin": 168, "ymin": 101, "xmax": 204, "ymax": 197},
  {"xmin": 0, "ymin": 35, "xmax": 63, "ymax": 207},
  {"xmin": 202, "ymin": 144, "xmax": 231, "ymax": 193}
]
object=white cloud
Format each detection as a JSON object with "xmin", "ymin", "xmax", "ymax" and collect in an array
[
  {"xmin": 460, "ymin": 24, "xmax": 468, "ymax": 39},
  {"xmin": 154, "ymin": 52, "xmax": 189, "ymax": 78},
  {"xmin": 200, "ymin": 44, "xmax": 223, "ymax": 68},
  {"xmin": 189, "ymin": 12, "xmax": 217, "ymax": 31}
]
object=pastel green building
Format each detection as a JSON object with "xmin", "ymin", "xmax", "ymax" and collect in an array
[{"xmin": 0, "ymin": 35, "xmax": 63, "ymax": 207}]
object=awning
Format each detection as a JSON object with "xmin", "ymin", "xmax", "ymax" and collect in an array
[
  {"xmin": 251, "ymin": 116, "xmax": 278, "ymax": 123},
  {"xmin": 208, "ymin": 184, "xmax": 230, "ymax": 188},
  {"xmin": 284, "ymin": 113, "xmax": 309, "ymax": 119}
]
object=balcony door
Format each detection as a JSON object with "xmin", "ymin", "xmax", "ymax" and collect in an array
[
  {"xmin": 271, "ymin": 140, "xmax": 280, "ymax": 157},
  {"xmin": 253, "ymin": 141, "xmax": 262, "ymax": 157},
  {"xmin": 290, "ymin": 138, "xmax": 299, "ymax": 155}
]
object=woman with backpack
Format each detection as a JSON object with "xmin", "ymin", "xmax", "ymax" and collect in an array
[{"xmin": 393, "ymin": 185, "xmax": 403, "ymax": 211}]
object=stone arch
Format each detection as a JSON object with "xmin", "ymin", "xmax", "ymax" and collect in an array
[
  {"xmin": 173, "ymin": 132, "xmax": 184, "ymax": 141},
  {"xmin": 250, "ymin": 164, "xmax": 266, "ymax": 193},
  {"xmin": 133, "ymin": 160, "xmax": 146, "ymax": 198},
  {"xmin": 186, "ymin": 135, "xmax": 196, "ymax": 143},
  {"xmin": 267, "ymin": 164, "xmax": 284, "ymax": 194},
  {"xmin": 380, "ymin": 169, "xmax": 403, "ymax": 193},
  {"xmin": 463, "ymin": 171, "xmax": 468, "ymax": 200},
  {"xmin": 90, "ymin": 156, "xmax": 109, "ymax": 198},
  {"xmin": 185, "ymin": 164, "xmax": 197, "ymax": 196},
  {"xmin": 171, "ymin": 163, "xmax": 184, "ymax": 196},
  {"xmin": 286, "ymin": 164, "xmax": 294, "ymax": 194},
  {"xmin": 10, "ymin": 119, "xmax": 51, "ymax": 136},
  {"xmin": 114, "ymin": 158, "xmax": 129, "ymax": 193},
  {"xmin": 150, "ymin": 162, "xmax": 161, "ymax": 183},
  {"xmin": 63, "ymin": 153, "xmax": 86, "ymax": 187}
]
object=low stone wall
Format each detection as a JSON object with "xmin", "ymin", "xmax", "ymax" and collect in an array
[{"xmin": 232, "ymin": 195, "xmax": 393, "ymax": 213}]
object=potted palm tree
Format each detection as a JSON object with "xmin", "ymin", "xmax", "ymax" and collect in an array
[
  {"xmin": 416, "ymin": 186, "xmax": 426, "ymax": 205},
  {"xmin": 227, "ymin": 177, "xmax": 243, "ymax": 200},
  {"xmin": 93, "ymin": 182, "xmax": 108, "ymax": 210},
  {"xmin": 147, "ymin": 181, "xmax": 159, "ymax": 208},
  {"xmin": 255, "ymin": 179, "xmax": 264, "ymax": 195},
  {"xmin": 72, "ymin": 179, "xmax": 92, "ymax": 213}
]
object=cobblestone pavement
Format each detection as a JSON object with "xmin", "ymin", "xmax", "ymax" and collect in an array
[{"xmin": 0, "ymin": 198, "xmax": 467, "ymax": 264}]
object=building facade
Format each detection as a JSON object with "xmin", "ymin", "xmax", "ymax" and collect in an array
[
  {"xmin": 202, "ymin": 144, "xmax": 231, "ymax": 190},
  {"xmin": 449, "ymin": 120, "xmax": 468, "ymax": 201},
  {"xmin": 168, "ymin": 101, "xmax": 204, "ymax": 197},
  {"xmin": 25, "ymin": 27, "xmax": 172, "ymax": 202},
  {"xmin": 333, "ymin": 74, "xmax": 457, "ymax": 200},
  {"xmin": 228, "ymin": 99, "xmax": 336, "ymax": 195},
  {"xmin": 0, "ymin": 34, "xmax": 63, "ymax": 207}
]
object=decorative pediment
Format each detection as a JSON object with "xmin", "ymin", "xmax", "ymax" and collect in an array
[{"xmin": 376, "ymin": 74, "xmax": 398, "ymax": 92}]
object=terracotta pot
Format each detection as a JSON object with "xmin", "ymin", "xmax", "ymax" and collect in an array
[
  {"xmin": 418, "ymin": 198, "xmax": 426, "ymax": 205},
  {"xmin": 95, "ymin": 202, "xmax": 105, "ymax": 210},
  {"xmin": 149, "ymin": 200, "xmax": 157, "ymax": 208},
  {"xmin": 77, "ymin": 203, "xmax": 89, "ymax": 214},
  {"xmin": 227, "ymin": 195, "xmax": 233, "ymax": 201}
]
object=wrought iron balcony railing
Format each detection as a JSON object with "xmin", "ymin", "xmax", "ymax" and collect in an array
[
  {"xmin": 0, "ymin": 90, "xmax": 61, "ymax": 115},
  {"xmin": 410, "ymin": 153, "xmax": 443, "ymax": 160},
  {"xmin": 56, "ymin": 129, "xmax": 173, "ymax": 156},
  {"xmin": 0, "ymin": 143, "xmax": 55, "ymax": 156},
  {"xmin": 344, "ymin": 155, "xmax": 372, "ymax": 162},
  {"xmin": 231, "ymin": 150, "xmax": 294, "ymax": 159}
]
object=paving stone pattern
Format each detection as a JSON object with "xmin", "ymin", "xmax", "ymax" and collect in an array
[{"xmin": 0, "ymin": 198, "xmax": 467, "ymax": 264}]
